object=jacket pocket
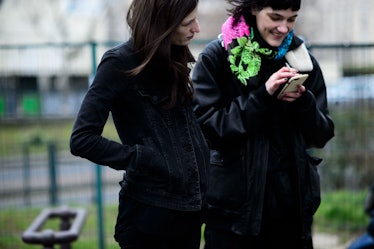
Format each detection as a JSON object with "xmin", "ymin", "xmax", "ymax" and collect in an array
[
  {"xmin": 138, "ymin": 88, "xmax": 169, "ymax": 106},
  {"xmin": 206, "ymin": 150, "xmax": 246, "ymax": 209},
  {"xmin": 125, "ymin": 141, "xmax": 168, "ymax": 188},
  {"xmin": 305, "ymin": 155, "xmax": 323, "ymax": 215}
]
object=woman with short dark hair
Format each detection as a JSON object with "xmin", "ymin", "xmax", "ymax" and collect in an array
[{"xmin": 192, "ymin": 0, "xmax": 335, "ymax": 248}]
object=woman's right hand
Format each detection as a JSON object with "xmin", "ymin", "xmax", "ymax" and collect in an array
[{"xmin": 265, "ymin": 66, "xmax": 297, "ymax": 96}]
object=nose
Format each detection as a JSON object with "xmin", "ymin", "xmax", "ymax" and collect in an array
[
  {"xmin": 277, "ymin": 22, "xmax": 289, "ymax": 34},
  {"xmin": 192, "ymin": 19, "xmax": 200, "ymax": 33}
]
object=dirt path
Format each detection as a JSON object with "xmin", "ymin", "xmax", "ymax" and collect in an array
[
  {"xmin": 199, "ymin": 233, "xmax": 355, "ymax": 249},
  {"xmin": 314, "ymin": 233, "xmax": 354, "ymax": 249}
]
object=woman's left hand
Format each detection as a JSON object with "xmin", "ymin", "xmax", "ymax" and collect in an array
[{"xmin": 280, "ymin": 84, "xmax": 306, "ymax": 102}]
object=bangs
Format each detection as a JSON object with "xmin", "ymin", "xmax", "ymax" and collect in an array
[{"xmin": 264, "ymin": 0, "xmax": 301, "ymax": 11}]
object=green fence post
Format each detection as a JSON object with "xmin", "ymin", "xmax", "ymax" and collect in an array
[
  {"xmin": 48, "ymin": 141, "xmax": 58, "ymax": 206},
  {"xmin": 90, "ymin": 41, "xmax": 106, "ymax": 249},
  {"xmin": 23, "ymin": 143, "xmax": 31, "ymax": 206}
]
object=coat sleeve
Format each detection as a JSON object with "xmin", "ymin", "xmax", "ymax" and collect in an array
[
  {"xmin": 291, "ymin": 54, "xmax": 335, "ymax": 148},
  {"xmin": 70, "ymin": 52, "xmax": 138, "ymax": 170},
  {"xmin": 192, "ymin": 40, "xmax": 274, "ymax": 148}
]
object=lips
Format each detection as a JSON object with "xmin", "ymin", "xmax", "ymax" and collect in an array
[{"xmin": 271, "ymin": 31, "xmax": 285, "ymax": 39}]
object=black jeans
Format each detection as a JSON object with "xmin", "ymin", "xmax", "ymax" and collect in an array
[
  {"xmin": 115, "ymin": 197, "xmax": 203, "ymax": 249},
  {"xmin": 203, "ymin": 222, "xmax": 303, "ymax": 249},
  {"xmin": 116, "ymin": 221, "xmax": 201, "ymax": 249},
  {"xmin": 204, "ymin": 170, "xmax": 310, "ymax": 249}
]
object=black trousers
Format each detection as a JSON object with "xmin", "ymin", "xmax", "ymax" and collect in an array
[
  {"xmin": 114, "ymin": 197, "xmax": 203, "ymax": 249},
  {"xmin": 116, "ymin": 222, "xmax": 202, "ymax": 249},
  {"xmin": 203, "ymin": 220, "xmax": 303, "ymax": 249},
  {"xmin": 204, "ymin": 171, "xmax": 312, "ymax": 249}
]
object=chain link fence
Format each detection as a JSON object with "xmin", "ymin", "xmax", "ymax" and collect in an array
[{"xmin": 1, "ymin": 41, "xmax": 374, "ymax": 248}]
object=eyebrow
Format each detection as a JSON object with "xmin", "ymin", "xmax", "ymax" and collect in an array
[
  {"xmin": 182, "ymin": 17, "xmax": 196, "ymax": 26},
  {"xmin": 269, "ymin": 12, "xmax": 298, "ymax": 19},
  {"xmin": 268, "ymin": 10, "xmax": 298, "ymax": 17}
]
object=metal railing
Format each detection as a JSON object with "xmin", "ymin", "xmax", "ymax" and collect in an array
[{"xmin": 1, "ymin": 41, "xmax": 374, "ymax": 249}]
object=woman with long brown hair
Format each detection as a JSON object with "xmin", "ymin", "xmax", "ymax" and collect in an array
[{"xmin": 70, "ymin": 0, "xmax": 208, "ymax": 248}]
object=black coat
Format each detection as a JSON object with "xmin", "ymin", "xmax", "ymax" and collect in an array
[
  {"xmin": 192, "ymin": 38, "xmax": 335, "ymax": 238},
  {"xmin": 70, "ymin": 41, "xmax": 209, "ymax": 212}
]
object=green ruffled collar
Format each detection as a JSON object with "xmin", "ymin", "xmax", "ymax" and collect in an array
[{"xmin": 221, "ymin": 15, "xmax": 294, "ymax": 85}]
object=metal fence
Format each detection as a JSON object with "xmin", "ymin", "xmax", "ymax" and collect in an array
[
  {"xmin": 309, "ymin": 43, "xmax": 374, "ymax": 191},
  {"xmin": 1, "ymin": 41, "xmax": 374, "ymax": 249}
]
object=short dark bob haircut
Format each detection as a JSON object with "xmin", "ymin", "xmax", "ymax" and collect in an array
[{"xmin": 227, "ymin": 0, "xmax": 301, "ymax": 19}]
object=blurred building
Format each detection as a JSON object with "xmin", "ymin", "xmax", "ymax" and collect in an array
[
  {"xmin": 0, "ymin": 0, "xmax": 227, "ymax": 44},
  {"xmin": 1, "ymin": 0, "xmax": 372, "ymax": 45},
  {"xmin": 0, "ymin": 0, "xmax": 373, "ymax": 118}
]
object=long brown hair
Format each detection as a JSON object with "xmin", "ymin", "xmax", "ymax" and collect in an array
[{"xmin": 126, "ymin": 0, "xmax": 198, "ymax": 108}]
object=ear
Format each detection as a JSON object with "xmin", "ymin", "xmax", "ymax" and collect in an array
[{"xmin": 251, "ymin": 8, "xmax": 258, "ymax": 16}]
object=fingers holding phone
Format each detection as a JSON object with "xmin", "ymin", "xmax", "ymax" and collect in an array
[
  {"xmin": 277, "ymin": 74, "xmax": 308, "ymax": 100},
  {"xmin": 265, "ymin": 66, "xmax": 299, "ymax": 95}
]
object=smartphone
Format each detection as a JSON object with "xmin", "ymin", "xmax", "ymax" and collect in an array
[{"xmin": 277, "ymin": 74, "xmax": 309, "ymax": 99}]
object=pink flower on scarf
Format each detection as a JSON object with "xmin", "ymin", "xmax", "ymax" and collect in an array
[{"xmin": 221, "ymin": 16, "xmax": 250, "ymax": 49}]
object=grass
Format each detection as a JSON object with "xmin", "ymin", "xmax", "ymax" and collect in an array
[
  {"xmin": 0, "ymin": 190, "xmax": 369, "ymax": 249},
  {"xmin": 314, "ymin": 189, "xmax": 368, "ymax": 243},
  {"xmin": 0, "ymin": 118, "xmax": 121, "ymax": 249},
  {"xmin": 0, "ymin": 118, "xmax": 119, "ymax": 157},
  {"xmin": 0, "ymin": 119, "xmax": 370, "ymax": 248},
  {"xmin": 0, "ymin": 204, "xmax": 205, "ymax": 249},
  {"xmin": 0, "ymin": 205, "xmax": 120, "ymax": 249}
]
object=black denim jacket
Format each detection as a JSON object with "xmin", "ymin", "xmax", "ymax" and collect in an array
[{"xmin": 70, "ymin": 41, "xmax": 209, "ymax": 211}]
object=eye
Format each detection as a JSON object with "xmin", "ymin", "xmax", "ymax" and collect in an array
[
  {"xmin": 269, "ymin": 14, "xmax": 283, "ymax": 21},
  {"xmin": 269, "ymin": 13, "xmax": 297, "ymax": 23},
  {"xmin": 181, "ymin": 19, "xmax": 194, "ymax": 27}
]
